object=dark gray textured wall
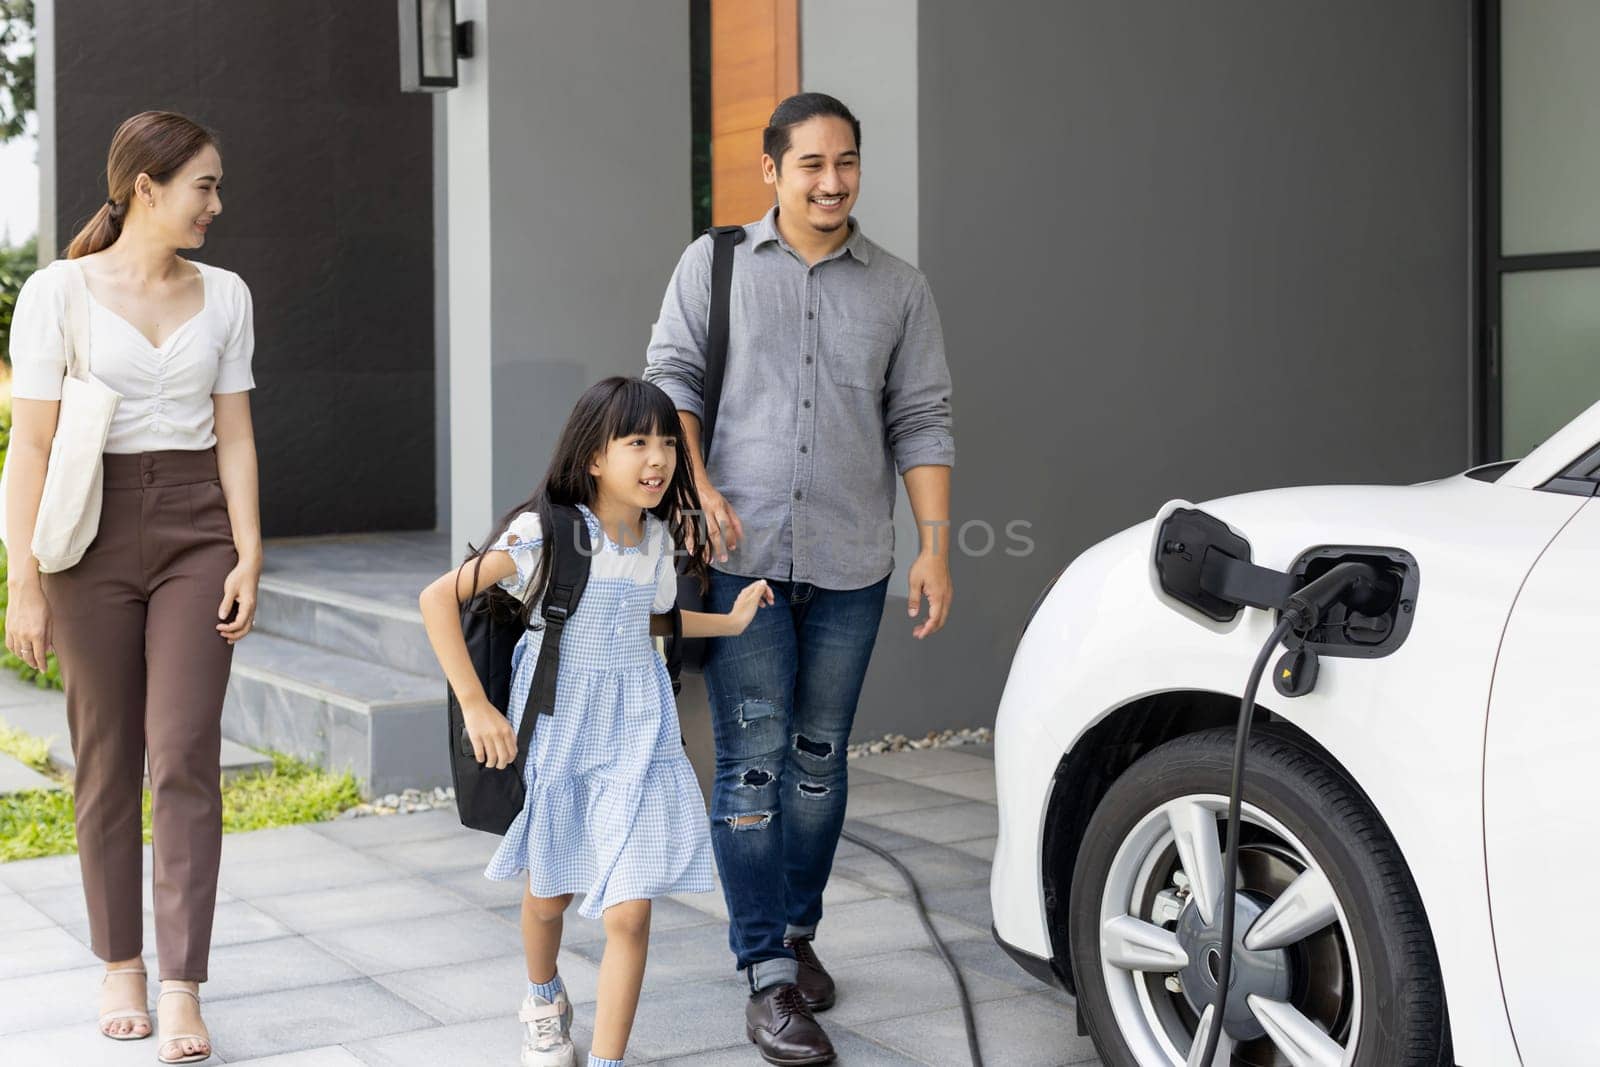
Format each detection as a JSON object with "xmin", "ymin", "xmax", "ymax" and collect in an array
[
  {"xmin": 854, "ymin": 0, "xmax": 1472, "ymax": 739},
  {"xmin": 53, "ymin": 0, "xmax": 434, "ymax": 536}
]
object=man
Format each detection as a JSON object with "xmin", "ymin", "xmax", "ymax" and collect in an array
[{"xmin": 645, "ymin": 92, "xmax": 955, "ymax": 1064}]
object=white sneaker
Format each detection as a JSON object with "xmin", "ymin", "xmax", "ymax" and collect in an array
[{"xmin": 519, "ymin": 989, "xmax": 576, "ymax": 1067}]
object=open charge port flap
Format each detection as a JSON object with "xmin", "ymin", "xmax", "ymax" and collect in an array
[{"xmin": 1283, "ymin": 547, "xmax": 1419, "ymax": 660}]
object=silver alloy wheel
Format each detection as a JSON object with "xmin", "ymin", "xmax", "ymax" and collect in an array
[{"xmin": 1097, "ymin": 793, "xmax": 1361, "ymax": 1066}]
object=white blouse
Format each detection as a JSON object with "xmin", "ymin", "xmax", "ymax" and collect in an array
[{"xmin": 8, "ymin": 258, "xmax": 255, "ymax": 453}]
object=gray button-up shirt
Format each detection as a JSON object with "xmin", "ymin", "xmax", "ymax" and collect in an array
[{"xmin": 645, "ymin": 208, "xmax": 955, "ymax": 589}]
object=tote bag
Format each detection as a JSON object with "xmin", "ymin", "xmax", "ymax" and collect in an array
[{"xmin": 0, "ymin": 260, "xmax": 122, "ymax": 573}]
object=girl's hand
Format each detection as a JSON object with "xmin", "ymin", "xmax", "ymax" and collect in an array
[
  {"xmin": 217, "ymin": 561, "xmax": 262, "ymax": 644},
  {"xmin": 725, "ymin": 579, "xmax": 775, "ymax": 635},
  {"xmin": 4, "ymin": 577, "xmax": 53, "ymax": 672},
  {"xmin": 462, "ymin": 698, "xmax": 518, "ymax": 769}
]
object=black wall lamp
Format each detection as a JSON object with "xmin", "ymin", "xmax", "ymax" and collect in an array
[{"xmin": 399, "ymin": 0, "xmax": 475, "ymax": 92}]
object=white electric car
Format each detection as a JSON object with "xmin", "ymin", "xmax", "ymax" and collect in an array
[{"xmin": 991, "ymin": 399, "xmax": 1600, "ymax": 1066}]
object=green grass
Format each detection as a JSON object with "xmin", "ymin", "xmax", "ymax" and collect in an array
[
  {"xmin": 0, "ymin": 746, "xmax": 363, "ymax": 863},
  {"xmin": 0, "ymin": 721, "xmax": 51, "ymax": 771}
]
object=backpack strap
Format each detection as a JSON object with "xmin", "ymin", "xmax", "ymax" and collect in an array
[
  {"xmin": 699, "ymin": 224, "xmax": 745, "ymax": 456},
  {"xmin": 512, "ymin": 504, "xmax": 592, "ymax": 768}
]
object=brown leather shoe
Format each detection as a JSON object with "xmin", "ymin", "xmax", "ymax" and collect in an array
[
  {"xmin": 745, "ymin": 982, "xmax": 836, "ymax": 1065},
  {"xmin": 785, "ymin": 937, "xmax": 837, "ymax": 1011}
]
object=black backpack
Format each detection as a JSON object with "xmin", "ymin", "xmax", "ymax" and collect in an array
[{"xmin": 448, "ymin": 504, "xmax": 591, "ymax": 834}]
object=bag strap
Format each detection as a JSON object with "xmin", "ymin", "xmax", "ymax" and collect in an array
[
  {"xmin": 59, "ymin": 260, "xmax": 92, "ymax": 381},
  {"xmin": 699, "ymin": 225, "xmax": 745, "ymax": 456},
  {"xmin": 512, "ymin": 504, "xmax": 592, "ymax": 767}
]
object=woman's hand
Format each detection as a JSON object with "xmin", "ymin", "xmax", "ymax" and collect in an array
[
  {"xmin": 461, "ymin": 697, "xmax": 518, "ymax": 769},
  {"xmin": 216, "ymin": 560, "xmax": 261, "ymax": 644},
  {"xmin": 725, "ymin": 579, "xmax": 774, "ymax": 635},
  {"xmin": 4, "ymin": 577, "xmax": 53, "ymax": 671}
]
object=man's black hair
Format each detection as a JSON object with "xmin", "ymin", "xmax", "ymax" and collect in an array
[{"xmin": 762, "ymin": 92, "xmax": 861, "ymax": 172}]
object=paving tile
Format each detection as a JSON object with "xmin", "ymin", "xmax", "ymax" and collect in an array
[
  {"xmin": 832, "ymin": 842, "xmax": 994, "ymax": 895},
  {"xmin": 0, "ymin": 1018, "xmax": 170, "ymax": 1065},
  {"xmin": 857, "ymin": 749, "xmax": 999, "ymax": 782},
  {"xmin": 422, "ymin": 867, "xmax": 527, "ymax": 909},
  {"xmin": 0, "ymin": 963, "xmax": 105, "ymax": 1036},
  {"xmin": 306, "ymin": 909, "xmax": 519, "ymax": 976},
  {"xmin": 853, "ymin": 991, "xmax": 1100, "ymax": 1066},
  {"xmin": 614, "ymin": 975, "xmax": 758, "ymax": 1060},
  {"xmin": 0, "ymin": 892, "xmax": 57, "ymax": 933},
  {"xmin": 646, "ymin": 1024, "xmax": 933, "ymax": 1066},
  {"xmin": 252, "ymin": 878, "xmax": 470, "ymax": 934},
  {"xmin": 837, "ymin": 820, "xmax": 928, "ymax": 855},
  {"xmin": 345, "ymin": 1015, "xmax": 557, "ymax": 1067},
  {"xmin": 376, "ymin": 833, "xmax": 502, "ymax": 876},
  {"xmin": 857, "ymin": 801, "xmax": 999, "ymax": 845},
  {"xmin": 202, "ymin": 936, "xmax": 362, "ymax": 1001},
  {"xmin": 0, "ymin": 924, "xmax": 99, "ymax": 979},
  {"xmin": 220, "ymin": 824, "xmax": 358, "ymax": 865},
  {"xmin": 841, "ymin": 765, "xmax": 891, "ymax": 785},
  {"xmin": 934, "ymin": 936, "xmax": 1071, "ymax": 1002},
  {"xmin": 821, "ymin": 948, "xmax": 1029, "ymax": 1028},
  {"xmin": 0, "ymin": 850, "xmax": 86, "ymax": 892},
  {"xmin": 800, "ymin": 897, "xmax": 986, "ymax": 966},
  {"xmin": 219, "ymin": 851, "xmax": 406, "ymax": 899},
  {"xmin": 914, "ymin": 767, "xmax": 999, "ymax": 803},
  {"xmin": 203, "ymin": 979, "xmax": 436, "ymax": 1062},
  {"xmin": 569, "ymin": 921, "xmax": 737, "ymax": 993},
  {"xmin": 227, "ymin": 1047, "xmax": 370, "ymax": 1066},
  {"xmin": 211, "ymin": 900, "xmax": 298, "ymax": 948},
  {"xmin": 843, "ymin": 779, "xmax": 972, "ymax": 819},
  {"xmin": 309, "ymin": 810, "xmax": 465, "ymax": 851},
  {"xmin": 919, "ymin": 884, "xmax": 997, "ymax": 931},
  {"xmin": 948, "ymin": 835, "xmax": 998, "ymax": 862},
  {"xmin": 373, "ymin": 950, "xmax": 602, "ymax": 1024}
]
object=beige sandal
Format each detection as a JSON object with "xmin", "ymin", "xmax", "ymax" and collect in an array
[
  {"xmin": 98, "ymin": 964, "xmax": 151, "ymax": 1041},
  {"xmin": 156, "ymin": 987, "xmax": 212, "ymax": 1064}
]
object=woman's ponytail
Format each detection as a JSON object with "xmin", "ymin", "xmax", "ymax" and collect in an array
[{"xmin": 65, "ymin": 199, "xmax": 125, "ymax": 259}]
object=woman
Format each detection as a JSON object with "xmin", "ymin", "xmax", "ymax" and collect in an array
[{"xmin": 4, "ymin": 111, "xmax": 261, "ymax": 1064}]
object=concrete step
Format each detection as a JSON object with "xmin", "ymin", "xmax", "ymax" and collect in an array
[
  {"xmin": 0, "ymin": 751, "xmax": 60, "ymax": 794},
  {"xmin": 254, "ymin": 575, "xmax": 435, "ymax": 678},
  {"xmin": 222, "ymin": 632, "xmax": 448, "ymax": 796},
  {"xmin": 0, "ymin": 673, "xmax": 272, "ymax": 783}
]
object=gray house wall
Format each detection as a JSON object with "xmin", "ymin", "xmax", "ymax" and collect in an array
[
  {"xmin": 853, "ymin": 0, "xmax": 1473, "ymax": 739},
  {"xmin": 49, "ymin": 0, "xmax": 435, "ymax": 537}
]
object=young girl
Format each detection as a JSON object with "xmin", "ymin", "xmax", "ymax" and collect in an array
[{"xmin": 419, "ymin": 377, "xmax": 771, "ymax": 1067}]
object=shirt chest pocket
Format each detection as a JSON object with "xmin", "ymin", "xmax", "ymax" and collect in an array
[{"xmin": 824, "ymin": 319, "xmax": 899, "ymax": 394}]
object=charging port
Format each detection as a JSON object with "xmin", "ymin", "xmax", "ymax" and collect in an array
[{"xmin": 1283, "ymin": 547, "xmax": 1418, "ymax": 659}]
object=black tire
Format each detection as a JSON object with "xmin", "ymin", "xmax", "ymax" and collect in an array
[{"xmin": 1066, "ymin": 726, "xmax": 1450, "ymax": 1066}]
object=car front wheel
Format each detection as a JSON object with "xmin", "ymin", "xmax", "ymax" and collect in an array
[{"xmin": 1066, "ymin": 727, "xmax": 1449, "ymax": 1066}]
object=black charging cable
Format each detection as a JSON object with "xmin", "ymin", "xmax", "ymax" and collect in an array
[
  {"xmin": 1193, "ymin": 561, "xmax": 1391, "ymax": 1063},
  {"xmin": 839, "ymin": 827, "xmax": 985, "ymax": 1067}
]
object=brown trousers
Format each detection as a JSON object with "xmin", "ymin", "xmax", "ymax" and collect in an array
[{"xmin": 42, "ymin": 449, "xmax": 237, "ymax": 982}]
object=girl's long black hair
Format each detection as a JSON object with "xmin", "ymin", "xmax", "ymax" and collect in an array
[{"xmin": 458, "ymin": 377, "xmax": 710, "ymax": 620}]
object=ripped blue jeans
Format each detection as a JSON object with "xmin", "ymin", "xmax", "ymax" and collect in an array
[{"xmin": 703, "ymin": 570, "xmax": 889, "ymax": 986}]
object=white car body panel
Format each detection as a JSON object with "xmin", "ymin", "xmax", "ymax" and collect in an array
[
  {"xmin": 1484, "ymin": 499, "xmax": 1598, "ymax": 1064},
  {"xmin": 992, "ymin": 473, "xmax": 1588, "ymax": 1064}
]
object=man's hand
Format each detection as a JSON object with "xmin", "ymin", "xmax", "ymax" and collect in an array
[
  {"xmin": 691, "ymin": 481, "xmax": 746, "ymax": 564},
  {"xmin": 907, "ymin": 552, "xmax": 952, "ymax": 640}
]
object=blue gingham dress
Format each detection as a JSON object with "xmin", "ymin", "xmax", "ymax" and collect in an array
[{"xmin": 482, "ymin": 505, "xmax": 715, "ymax": 916}]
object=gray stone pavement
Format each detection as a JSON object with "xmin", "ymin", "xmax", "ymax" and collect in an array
[{"xmin": 0, "ymin": 746, "xmax": 1102, "ymax": 1066}]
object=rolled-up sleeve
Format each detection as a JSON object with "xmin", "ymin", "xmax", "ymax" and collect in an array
[
  {"xmin": 885, "ymin": 274, "xmax": 955, "ymax": 474},
  {"xmin": 643, "ymin": 236, "xmax": 713, "ymax": 421},
  {"xmin": 8, "ymin": 266, "xmax": 67, "ymax": 401}
]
